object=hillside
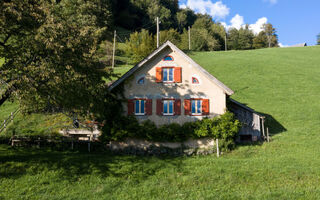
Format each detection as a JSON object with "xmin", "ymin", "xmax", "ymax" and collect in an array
[{"xmin": 1, "ymin": 46, "xmax": 320, "ymax": 199}]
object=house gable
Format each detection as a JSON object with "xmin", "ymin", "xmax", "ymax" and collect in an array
[
  {"xmin": 110, "ymin": 41, "xmax": 234, "ymax": 125},
  {"xmin": 109, "ymin": 41, "xmax": 234, "ymax": 96}
]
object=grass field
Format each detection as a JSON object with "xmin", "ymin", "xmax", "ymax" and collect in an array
[{"xmin": 1, "ymin": 46, "xmax": 320, "ymax": 199}]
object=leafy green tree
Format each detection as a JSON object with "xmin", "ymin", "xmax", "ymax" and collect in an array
[
  {"xmin": 227, "ymin": 26, "xmax": 254, "ymax": 50},
  {"xmin": 192, "ymin": 14, "xmax": 214, "ymax": 30},
  {"xmin": 177, "ymin": 11, "xmax": 187, "ymax": 32},
  {"xmin": 159, "ymin": 29, "xmax": 181, "ymax": 45},
  {"xmin": 253, "ymin": 31, "xmax": 268, "ymax": 49},
  {"xmin": 317, "ymin": 33, "xmax": 320, "ymax": 45},
  {"xmin": 125, "ymin": 29, "xmax": 156, "ymax": 64},
  {"xmin": 0, "ymin": 0, "xmax": 114, "ymax": 117},
  {"xmin": 238, "ymin": 25, "xmax": 254, "ymax": 50},
  {"xmin": 176, "ymin": 8, "xmax": 197, "ymax": 32},
  {"xmin": 263, "ymin": 23, "xmax": 278, "ymax": 47},
  {"xmin": 211, "ymin": 23, "xmax": 227, "ymax": 50},
  {"xmin": 181, "ymin": 16, "xmax": 221, "ymax": 51},
  {"xmin": 227, "ymin": 28, "xmax": 240, "ymax": 50}
]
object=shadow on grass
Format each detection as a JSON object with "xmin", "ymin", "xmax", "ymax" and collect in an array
[
  {"xmin": 228, "ymin": 99, "xmax": 287, "ymax": 137},
  {"xmin": 0, "ymin": 145, "xmax": 186, "ymax": 182},
  {"xmin": 256, "ymin": 112, "xmax": 287, "ymax": 136}
]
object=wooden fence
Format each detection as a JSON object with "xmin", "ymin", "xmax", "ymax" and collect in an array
[{"xmin": 0, "ymin": 109, "xmax": 20, "ymax": 133}]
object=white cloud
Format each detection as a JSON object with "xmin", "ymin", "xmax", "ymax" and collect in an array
[
  {"xmin": 221, "ymin": 14, "xmax": 245, "ymax": 30},
  {"xmin": 249, "ymin": 17, "xmax": 268, "ymax": 34},
  {"xmin": 279, "ymin": 43, "xmax": 288, "ymax": 47},
  {"xmin": 179, "ymin": 0, "xmax": 230, "ymax": 19},
  {"xmin": 222, "ymin": 16, "xmax": 268, "ymax": 35},
  {"xmin": 230, "ymin": 14, "xmax": 244, "ymax": 30}
]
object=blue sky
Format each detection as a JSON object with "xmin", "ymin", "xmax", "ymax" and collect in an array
[{"xmin": 179, "ymin": 0, "xmax": 320, "ymax": 46}]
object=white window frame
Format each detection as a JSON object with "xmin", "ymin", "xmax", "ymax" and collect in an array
[
  {"xmin": 163, "ymin": 100, "xmax": 174, "ymax": 116},
  {"xmin": 135, "ymin": 100, "xmax": 145, "ymax": 115},
  {"xmin": 191, "ymin": 100, "xmax": 202, "ymax": 115},
  {"xmin": 162, "ymin": 67, "xmax": 174, "ymax": 82}
]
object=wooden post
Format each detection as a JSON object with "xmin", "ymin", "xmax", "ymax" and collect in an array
[
  {"xmin": 156, "ymin": 17, "xmax": 159, "ymax": 48},
  {"xmin": 267, "ymin": 127, "xmax": 270, "ymax": 142},
  {"xmin": 261, "ymin": 116, "xmax": 265, "ymax": 140},
  {"xmin": 188, "ymin": 26, "xmax": 191, "ymax": 50},
  {"xmin": 216, "ymin": 139, "xmax": 219, "ymax": 157},
  {"xmin": 112, "ymin": 30, "xmax": 116, "ymax": 68}
]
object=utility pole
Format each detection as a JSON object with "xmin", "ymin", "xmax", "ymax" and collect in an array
[
  {"xmin": 156, "ymin": 17, "xmax": 159, "ymax": 48},
  {"xmin": 188, "ymin": 26, "xmax": 191, "ymax": 50},
  {"xmin": 112, "ymin": 30, "xmax": 116, "ymax": 68}
]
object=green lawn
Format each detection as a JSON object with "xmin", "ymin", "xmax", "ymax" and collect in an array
[{"xmin": 1, "ymin": 46, "xmax": 320, "ymax": 199}]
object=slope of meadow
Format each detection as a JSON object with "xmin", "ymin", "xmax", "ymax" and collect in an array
[{"xmin": 1, "ymin": 46, "xmax": 320, "ymax": 199}]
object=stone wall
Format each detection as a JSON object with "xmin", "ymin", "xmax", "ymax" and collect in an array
[{"xmin": 107, "ymin": 138, "xmax": 217, "ymax": 156}]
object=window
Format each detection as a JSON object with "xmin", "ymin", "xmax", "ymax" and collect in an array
[
  {"xmin": 135, "ymin": 100, "xmax": 145, "ymax": 115},
  {"xmin": 163, "ymin": 68, "xmax": 174, "ymax": 82},
  {"xmin": 192, "ymin": 77, "xmax": 199, "ymax": 84},
  {"xmin": 137, "ymin": 77, "xmax": 144, "ymax": 85},
  {"xmin": 191, "ymin": 100, "xmax": 202, "ymax": 115},
  {"xmin": 163, "ymin": 100, "xmax": 174, "ymax": 115},
  {"xmin": 163, "ymin": 55, "xmax": 173, "ymax": 61}
]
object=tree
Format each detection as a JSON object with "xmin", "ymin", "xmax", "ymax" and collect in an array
[
  {"xmin": 177, "ymin": 11, "xmax": 187, "ymax": 32},
  {"xmin": 125, "ymin": 29, "xmax": 156, "ymax": 64},
  {"xmin": 317, "ymin": 33, "xmax": 320, "ymax": 45},
  {"xmin": 181, "ymin": 16, "xmax": 221, "ymax": 51},
  {"xmin": 253, "ymin": 31, "xmax": 267, "ymax": 49},
  {"xmin": 238, "ymin": 25, "xmax": 254, "ymax": 50},
  {"xmin": 211, "ymin": 23, "xmax": 226, "ymax": 50},
  {"xmin": 159, "ymin": 29, "xmax": 181, "ymax": 45},
  {"xmin": 0, "ymin": 0, "xmax": 114, "ymax": 118},
  {"xmin": 263, "ymin": 23, "xmax": 278, "ymax": 47},
  {"xmin": 176, "ymin": 8, "xmax": 197, "ymax": 32},
  {"xmin": 227, "ymin": 28, "xmax": 240, "ymax": 50}
]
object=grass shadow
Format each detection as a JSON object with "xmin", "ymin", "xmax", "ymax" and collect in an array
[{"xmin": 0, "ymin": 145, "xmax": 186, "ymax": 183}]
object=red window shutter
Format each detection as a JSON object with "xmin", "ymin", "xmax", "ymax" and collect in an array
[
  {"xmin": 146, "ymin": 99, "xmax": 152, "ymax": 115},
  {"xmin": 156, "ymin": 99, "xmax": 163, "ymax": 115},
  {"xmin": 184, "ymin": 99, "xmax": 191, "ymax": 115},
  {"xmin": 174, "ymin": 67, "xmax": 182, "ymax": 83},
  {"xmin": 202, "ymin": 99, "xmax": 210, "ymax": 115},
  {"xmin": 156, "ymin": 67, "xmax": 162, "ymax": 82},
  {"xmin": 127, "ymin": 99, "xmax": 134, "ymax": 115},
  {"xmin": 174, "ymin": 99, "xmax": 181, "ymax": 115}
]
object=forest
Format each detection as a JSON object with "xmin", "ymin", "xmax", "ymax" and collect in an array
[{"xmin": 108, "ymin": 0, "xmax": 279, "ymax": 63}]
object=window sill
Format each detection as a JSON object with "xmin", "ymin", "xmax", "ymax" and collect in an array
[
  {"xmin": 135, "ymin": 113, "xmax": 146, "ymax": 116},
  {"xmin": 163, "ymin": 113, "xmax": 174, "ymax": 116}
]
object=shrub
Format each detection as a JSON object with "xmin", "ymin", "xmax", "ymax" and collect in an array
[{"xmin": 101, "ymin": 112, "xmax": 241, "ymax": 150}]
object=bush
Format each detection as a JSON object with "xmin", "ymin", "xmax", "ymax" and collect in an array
[{"xmin": 101, "ymin": 112, "xmax": 241, "ymax": 150}]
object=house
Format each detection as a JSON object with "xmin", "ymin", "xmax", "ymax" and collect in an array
[
  {"xmin": 290, "ymin": 43, "xmax": 307, "ymax": 47},
  {"xmin": 109, "ymin": 41, "xmax": 234, "ymax": 126}
]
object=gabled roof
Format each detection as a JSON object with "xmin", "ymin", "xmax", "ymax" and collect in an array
[
  {"xmin": 290, "ymin": 43, "xmax": 307, "ymax": 47},
  {"xmin": 108, "ymin": 41, "xmax": 234, "ymax": 95}
]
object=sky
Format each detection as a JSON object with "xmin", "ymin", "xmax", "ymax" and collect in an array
[{"xmin": 179, "ymin": 0, "xmax": 320, "ymax": 46}]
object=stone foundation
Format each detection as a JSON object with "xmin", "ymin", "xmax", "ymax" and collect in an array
[{"xmin": 107, "ymin": 138, "xmax": 217, "ymax": 156}]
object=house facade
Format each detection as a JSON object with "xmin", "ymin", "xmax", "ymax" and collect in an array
[{"xmin": 109, "ymin": 41, "xmax": 234, "ymax": 125}]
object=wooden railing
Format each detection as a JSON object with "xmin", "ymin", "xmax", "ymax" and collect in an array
[{"xmin": 0, "ymin": 108, "xmax": 20, "ymax": 133}]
